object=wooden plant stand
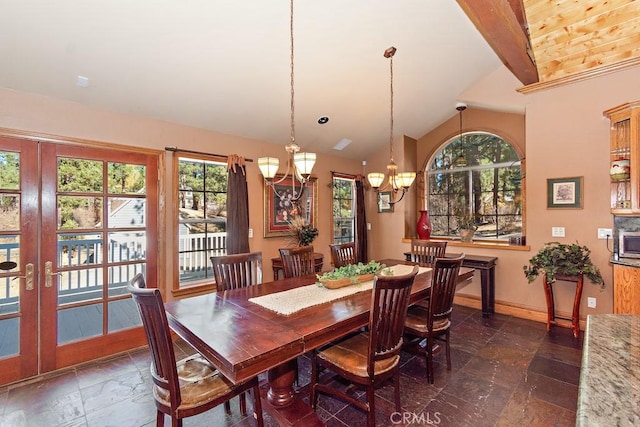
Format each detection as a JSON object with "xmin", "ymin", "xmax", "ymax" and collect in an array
[{"xmin": 543, "ymin": 273, "xmax": 583, "ymax": 339}]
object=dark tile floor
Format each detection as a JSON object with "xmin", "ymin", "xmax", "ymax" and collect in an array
[{"xmin": 0, "ymin": 305, "xmax": 582, "ymax": 426}]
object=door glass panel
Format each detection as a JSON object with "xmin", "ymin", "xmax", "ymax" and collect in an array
[
  {"xmin": 108, "ymin": 299, "xmax": 141, "ymax": 332},
  {"xmin": 108, "ymin": 263, "xmax": 145, "ymax": 297},
  {"xmin": 0, "ymin": 151, "xmax": 20, "ymax": 190},
  {"xmin": 0, "ymin": 318, "xmax": 19, "ymax": 357},
  {"xmin": 108, "ymin": 232, "xmax": 146, "ymax": 262},
  {"xmin": 58, "ymin": 303, "xmax": 102, "ymax": 344},
  {"xmin": 108, "ymin": 198, "xmax": 145, "ymax": 228},
  {"xmin": 0, "ymin": 235, "xmax": 20, "ymax": 316},
  {"xmin": 57, "ymin": 196, "xmax": 103, "ymax": 230},
  {"xmin": 57, "ymin": 268, "xmax": 103, "ymax": 305},
  {"xmin": 108, "ymin": 163, "xmax": 146, "ymax": 194},
  {"xmin": 57, "ymin": 159, "xmax": 103, "ymax": 192},
  {"xmin": 58, "ymin": 233, "xmax": 103, "ymax": 268},
  {"xmin": 0, "ymin": 196, "xmax": 19, "ymax": 231}
]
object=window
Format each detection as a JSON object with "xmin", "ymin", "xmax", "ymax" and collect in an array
[
  {"xmin": 427, "ymin": 132, "xmax": 523, "ymax": 240},
  {"xmin": 176, "ymin": 155, "xmax": 227, "ymax": 288},
  {"xmin": 332, "ymin": 176, "xmax": 355, "ymax": 244}
]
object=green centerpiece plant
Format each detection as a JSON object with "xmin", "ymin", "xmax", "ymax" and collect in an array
[
  {"xmin": 317, "ymin": 260, "xmax": 386, "ymax": 282},
  {"xmin": 523, "ymin": 241, "xmax": 604, "ymax": 289}
]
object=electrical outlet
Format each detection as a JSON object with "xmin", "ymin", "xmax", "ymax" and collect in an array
[
  {"xmin": 587, "ymin": 297, "xmax": 596, "ymax": 308},
  {"xmin": 367, "ymin": 223, "xmax": 372, "ymax": 230},
  {"xmin": 597, "ymin": 228, "xmax": 612, "ymax": 239},
  {"xmin": 248, "ymin": 228, "xmax": 253, "ymax": 238},
  {"xmin": 551, "ymin": 226, "xmax": 565, "ymax": 237}
]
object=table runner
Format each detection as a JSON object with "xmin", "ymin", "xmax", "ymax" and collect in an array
[{"xmin": 249, "ymin": 264, "xmax": 430, "ymax": 315}]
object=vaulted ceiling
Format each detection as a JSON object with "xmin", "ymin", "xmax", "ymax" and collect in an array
[{"xmin": 1, "ymin": 1, "xmax": 639, "ymax": 160}]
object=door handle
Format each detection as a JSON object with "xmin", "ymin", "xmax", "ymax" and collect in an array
[
  {"xmin": 13, "ymin": 263, "xmax": 35, "ymax": 290},
  {"xmin": 45, "ymin": 261, "xmax": 61, "ymax": 288}
]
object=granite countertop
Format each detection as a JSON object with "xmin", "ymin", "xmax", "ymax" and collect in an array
[
  {"xmin": 576, "ymin": 314, "xmax": 640, "ymax": 426},
  {"xmin": 609, "ymin": 255, "xmax": 640, "ymax": 267}
]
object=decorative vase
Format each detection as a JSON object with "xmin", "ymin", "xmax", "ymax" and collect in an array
[
  {"xmin": 417, "ymin": 210, "xmax": 432, "ymax": 240},
  {"xmin": 459, "ymin": 229, "xmax": 475, "ymax": 242}
]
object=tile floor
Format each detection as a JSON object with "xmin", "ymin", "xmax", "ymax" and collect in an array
[{"xmin": 0, "ymin": 305, "xmax": 582, "ymax": 426}]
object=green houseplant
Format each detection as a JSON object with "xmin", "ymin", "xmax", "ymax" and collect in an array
[
  {"xmin": 523, "ymin": 241, "xmax": 604, "ymax": 288},
  {"xmin": 288, "ymin": 216, "xmax": 318, "ymax": 246}
]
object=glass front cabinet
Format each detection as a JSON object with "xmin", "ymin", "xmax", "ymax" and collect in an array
[{"xmin": 605, "ymin": 101, "xmax": 640, "ymax": 214}]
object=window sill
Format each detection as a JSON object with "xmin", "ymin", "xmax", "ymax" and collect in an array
[{"xmin": 402, "ymin": 237, "xmax": 530, "ymax": 251}]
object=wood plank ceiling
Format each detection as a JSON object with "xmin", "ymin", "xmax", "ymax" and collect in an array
[{"xmin": 457, "ymin": 0, "xmax": 640, "ymax": 93}]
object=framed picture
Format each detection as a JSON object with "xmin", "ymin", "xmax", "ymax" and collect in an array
[
  {"xmin": 547, "ymin": 176, "xmax": 583, "ymax": 209},
  {"xmin": 264, "ymin": 175, "xmax": 318, "ymax": 237},
  {"xmin": 377, "ymin": 191, "xmax": 394, "ymax": 213}
]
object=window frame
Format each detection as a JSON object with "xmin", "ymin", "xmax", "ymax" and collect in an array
[
  {"xmin": 172, "ymin": 152, "xmax": 228, "ymax": 293},
  {"xmin": 426, "ymin": 131, "xmax": 524, "ymax": 242},
  {"xmin": 331, "ymin": 174, "xmax": 356, "ymax": 245}
]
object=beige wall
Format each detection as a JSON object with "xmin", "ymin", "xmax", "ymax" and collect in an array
[
  {"xmin": 0, "ymin": 87, "xmax": 361, "ymax": 297},
  {"xmin": 3, "ymin": 62, "xmax": 640, "ymax": 321}
]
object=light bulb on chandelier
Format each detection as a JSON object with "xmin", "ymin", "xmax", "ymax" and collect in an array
[
  {"xmin": 367, "ymin": 46, "xmax": 416, "ymax": 205},
  {"xmin": 257, "ymin": 0, "xmax": 316, "ymax": 201}
]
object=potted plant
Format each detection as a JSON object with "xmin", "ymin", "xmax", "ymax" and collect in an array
[
  {"xmin": 288, "ymin": 216, "xmax": 318, "ymax": 246},
  {"xmin": 523, "ymin": 241, "xmax": 604, "ymax": 288}
]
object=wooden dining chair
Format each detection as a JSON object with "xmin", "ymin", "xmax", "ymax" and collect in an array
[
  {"xmin": 211, "ymin": 251, "xmax": 263, "ymax": 292},
  {"xmin": 128, "ymin": 273, "xmax": 264, "ymax": 427},
  {"xmin": 329, "ymin": 242, "xmax": 357, "ymax": 268},
  {"xmin": 279, "ymin": 245, "xmax": 315, "ymax": 278},
  {"xmin": 409, "ymin": 239, "xmax": 447, "ymax": 268},
  {"xmin": 310, "ymin": 266, "xmax": 419, "ymax": 427},
  {"xmin": 403, "ymin": 254, "xmax": 464, "ymax": 383}
]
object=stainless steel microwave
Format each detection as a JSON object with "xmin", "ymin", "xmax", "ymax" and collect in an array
[{"xmin": 619, "ymin": 230, "xmax": 640, "ymax": 259}]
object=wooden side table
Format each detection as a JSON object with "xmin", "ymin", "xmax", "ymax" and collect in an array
[
  {"xmin": 543, "ymin": 273, "xmax": 583, "ymax": 338},
  {"xmin": 271, "ymin": 253, "xmax": 324, "ymax": 280}
]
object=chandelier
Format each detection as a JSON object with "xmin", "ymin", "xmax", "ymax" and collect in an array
[
  {"xmin": 453, "ymin": 103, "xmax": 467, "ymax": 168},
  {"xmin": 367, "ymin": 46, "xmax": 415, "ymax": 205},
  {"xmin": 257, "ymin": 0, "xmax": 316, "ymax": 201}
]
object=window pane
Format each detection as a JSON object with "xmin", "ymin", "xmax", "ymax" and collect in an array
[
  {"xmin": 58, "ymin": 196, "xmax": 103, "ymax": 230},
  {"xmin": 58, "ymin": 158, "xmax": 103, "ymax": 192},
  {"xmin": 108, "ymin": 163, "xmax": 146, "ymax": 194},
  {"xmin": 0, "ymin": 151, "xmax": 20, "ymax": 190},
  {"xmin": 0, "ymin": 196, "xmax": 19, "ymax": 231},
  {"xmin": 108, "ymin": 197, "xmax": 145, "ymax": 228}
]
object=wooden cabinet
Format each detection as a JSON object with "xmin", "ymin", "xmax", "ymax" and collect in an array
[
  {"xmin": 604, "ymin": 101, "xmax": 640, "ymax": 214},
  {"xmin": 612, "ymin": 264, "xmax": 640, "ymax": 314}
]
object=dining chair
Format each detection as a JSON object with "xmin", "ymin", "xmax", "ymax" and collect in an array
[
  {"xmin": 403, "ymin": 254, "xmax": 464, "ymax": 383},
  {"xmin": 128, "ymin": 273, "xmax": 264, "ymax": 427},
  {"xmin": 329, "ymin": 242, "xmax": 357, "ymax": 268},
  {"xmin": 211, "ymin": 251, "xmax": 263, "ymax": 292},
  {"xmin": 409, "ymin": 239, "xmax": 447, "ymax": 268},
  {"xmin": 310, "ymin": 266, "xmax": 419, "ymax": 427},
  {"xmin": 279, "ymin": 245, "xmax": 315, "ymax": 278}
]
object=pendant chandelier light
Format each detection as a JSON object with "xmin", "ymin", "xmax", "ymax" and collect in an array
[
  {"xmin": 453, "ymin": 103, "xmax": 467, "ymax": 168},
  {"xmin": 257, "ymin": 0, "xmax": 316, "ymax": 201},
  {"xmin": 367, "ymin": 46, "xmax": 416, "ymax": 205}
]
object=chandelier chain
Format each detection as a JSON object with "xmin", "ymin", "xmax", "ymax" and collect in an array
[
  {"xmin": 389, "ymin": 53, "xmax": 394, "ymax": 162},
  {"xmin": 290, "ymin": 0, "xmax": 295, "ymax": 147}
]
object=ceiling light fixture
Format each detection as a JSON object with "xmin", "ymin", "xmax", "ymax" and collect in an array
[
  {"xmin": 453, "ymin": 103, "xmax": 467, "ymax": 168},
  {"xmin": 258, "ymin": 0, "xmax": 316, "ymax": 201},
  {"xmin": 367, "ymin": 46, "xmax": 416, "ymax": 206}
]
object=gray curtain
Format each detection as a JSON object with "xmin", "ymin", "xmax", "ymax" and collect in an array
[
  {"xmin": 226, "ymin": 155, "xmax": 250, "ymax": 254},
  {"xmin": 355, "ymin": 178, "xmax": 368, "ymax": 262}
]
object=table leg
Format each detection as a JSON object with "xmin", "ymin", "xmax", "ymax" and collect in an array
[
  {"xmin": 266, "ymin": 359, "xmax": 296, "ymax": 407},
  {"xmin": 543, "ymin": 278, "xmax": 555, "ymax": 332}
]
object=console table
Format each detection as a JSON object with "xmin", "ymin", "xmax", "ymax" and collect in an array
[
  {"xmin": 404, "ymin": 252, "xmax": 497, "ymax": 317},
  {"xmin": 271, "ymin": 253, "xmax": 324, "ymax": 280}
]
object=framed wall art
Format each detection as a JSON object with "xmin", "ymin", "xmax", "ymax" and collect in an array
[
  {"xmin": 263, "ymin": 175, "xmax": 318, "ymax": 237},
  {"xmin": 547, "ymin": 176, "xmax": 583, "ymax": 209},
  {"xmin": 377, "ymin": 191, "xmax": 394, "ymax": 213}
]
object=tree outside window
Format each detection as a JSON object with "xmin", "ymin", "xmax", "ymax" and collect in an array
[
  {"xmin": 332, "ymin": 177, "xmax": 355, "ymax": 244},
  {"xmin": 427, "ymin": 132, "xmax": 523, "ymax": 240},
  {"xmin": 177, "ymin": 156, "xmax": 227, "ymax": 287}
]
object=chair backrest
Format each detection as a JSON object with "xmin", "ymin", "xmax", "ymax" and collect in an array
[
  {"xmin": 409, "ymin": 240, "xmax": 447, "ymax": 268},
  {"xmin": 211, "ymin": 251, "xmax": 263, "ymax": 292},
  {"xmin": 329, "ymin": 242, "xmax": 357, "ymax": 268},
  {"xmin": 279, "ymin": 245, "xmax": 315, "ymax": 278},
  {"xmin": 428, "ymin": 254, "xmax": 465, "ymax": 329},
  {"xmin": 128, "ymin": 273, "xmax": 181, "ymax": 408},
  {"xmin": 367, "ymin": 266, "xmax": 419, "ymax": 377}
]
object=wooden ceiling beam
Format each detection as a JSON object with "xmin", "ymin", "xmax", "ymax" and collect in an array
[{"xmin": 457, "ymin": 0, "xmax": 539, "ymax": 85}]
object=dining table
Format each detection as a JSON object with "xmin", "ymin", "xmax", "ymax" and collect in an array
[{"xmin": 164, "ymin": 259, "xmax": 474, "ymax": 426}]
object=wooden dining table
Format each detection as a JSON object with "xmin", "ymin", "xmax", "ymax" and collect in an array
[{"xmin": 164, "ymin": 259, "xmax": 473, "ymax": 426}]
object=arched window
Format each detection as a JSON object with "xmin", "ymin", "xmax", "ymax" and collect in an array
[{"xmin": 427, "ymin": 132, "xmax": 523, "ymax": 240}]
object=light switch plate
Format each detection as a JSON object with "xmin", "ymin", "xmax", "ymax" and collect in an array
[
  {"xmin": 587, "ymin": 297, "xmax": 596, "ymax": 308},
  {"xmin": 551, "ymin": 226, "xmax": 565, "ymax": 237}
]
